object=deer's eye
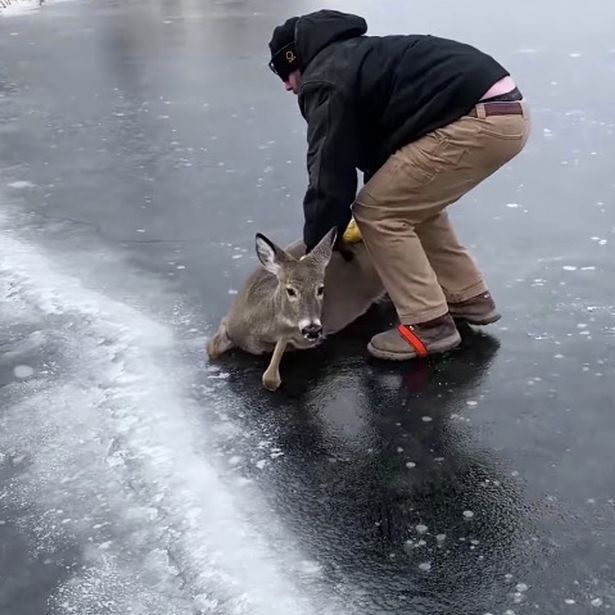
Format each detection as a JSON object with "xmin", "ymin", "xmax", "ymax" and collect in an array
[
  {"xmin": 316, "ymin": 285, "xmax": 325, "ymax": 297},
  {"xmin": 286, "ymin": 286, "xmax": 297, "ymax": 298}
]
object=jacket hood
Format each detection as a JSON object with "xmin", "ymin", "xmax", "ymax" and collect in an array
[{"xmin": 295, "ymin": 10, "xmax": 367, "ymax": 69}]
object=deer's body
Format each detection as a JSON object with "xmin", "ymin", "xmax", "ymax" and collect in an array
[
  {"xmin": 207, "ymin": 232, "xmax": 385, "ymax": 390},
  {"xmin": 223, "ymin": 258, "xmax": 320, "ymax": 355}
]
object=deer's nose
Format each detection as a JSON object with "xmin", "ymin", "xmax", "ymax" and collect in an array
[{"xmin": 301, "ymin": 323, "xmax": 323, "ymax": 341}]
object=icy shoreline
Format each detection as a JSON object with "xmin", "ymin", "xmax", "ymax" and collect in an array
[{"xmin": 0, "ymin": 0, "xmax": 68, "ymax": 17}]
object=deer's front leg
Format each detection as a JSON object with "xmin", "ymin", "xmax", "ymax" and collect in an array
[{"xmin": 262, "ymin": 339, "xmax": 287, "ymax": 392}]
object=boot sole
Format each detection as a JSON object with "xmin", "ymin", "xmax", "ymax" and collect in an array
[
  {"xmin": 367, "ymin": 330, "xmax": 462, "ymax": 361},
  {"xmin": 451, "ymin": 311, "xmax": 501, "ymax": 326}
]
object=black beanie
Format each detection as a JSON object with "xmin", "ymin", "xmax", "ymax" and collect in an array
[{"xmin": 268, "ymin": 16, "xmax": 300, "ymax": 80}]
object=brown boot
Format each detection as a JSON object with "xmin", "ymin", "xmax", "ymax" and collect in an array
[
  {"xmin": 448, "ymin": 291, "xmax": 501, "ymax": 325},
  {"xmin": 367, "ymin": 314, "xmax": 461, "ymax": 361}
]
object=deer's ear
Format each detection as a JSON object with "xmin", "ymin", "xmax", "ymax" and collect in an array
[
  {"xmin": 309, "ymin": 227, "xmax": 337, "ymax": 266},
  {"xmin": 255, "ymin": 233, "xmax": 290, "ymax": 276}
]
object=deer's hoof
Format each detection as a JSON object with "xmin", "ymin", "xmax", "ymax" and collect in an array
[
  {"xmin": 262, "ymin": 372, "xmax": 281, "ymax": 392},
  {"xmin": 206, "ymin": 339, "xmax": 218, "ymax": 360},
  {"xmin": 206, "ymin": 329, "xmax": 234, "ymax": 360}
]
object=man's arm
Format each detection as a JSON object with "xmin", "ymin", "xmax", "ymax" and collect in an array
[{"xmin": 300, "ymin": 83, "xmax": 358, "ymax": 252}]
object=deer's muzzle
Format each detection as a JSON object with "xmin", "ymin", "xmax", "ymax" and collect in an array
[{"xmin": 300, "ymin": 320, "xmax": 323, "ymax": 342}]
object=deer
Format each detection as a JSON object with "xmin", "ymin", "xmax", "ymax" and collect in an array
[{"xmin": 206, "ymin": 227, "xmax": 385, "ymax": 391}]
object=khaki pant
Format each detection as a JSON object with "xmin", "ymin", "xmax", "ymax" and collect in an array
[{"xmin": 353, "ymin": 101, "xmax": 530, "ymax": 324}]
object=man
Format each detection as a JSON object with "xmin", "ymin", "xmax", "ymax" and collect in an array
[{"xmin": 267, "ymin": 10, "xmax": 530, "ymax": 361}]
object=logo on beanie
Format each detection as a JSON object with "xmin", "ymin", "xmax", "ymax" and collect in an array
[{"xmin": 269, "ymin": 41, "xmax": 299, "ymax": 80}]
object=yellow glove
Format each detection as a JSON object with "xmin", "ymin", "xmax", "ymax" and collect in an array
[{"xmin": 342, "ymin": 218, "xmax": 362, "ymax": 244}]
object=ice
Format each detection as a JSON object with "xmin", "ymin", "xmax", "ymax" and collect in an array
[
  {"xmin": 418, "ymin": 562, "xmax": 432, "ymax": 571},
  {"xmin": 207, "ymin": 370, "xmax": 230, "ymax": 380},
  {"xmin": 193, "ymin": 593, "xmax": 219, "ymax": 612},
  {"xmin": 415, "ymin": 524, "xmax": 428, "ymax": 534},
  {"xmin": 7, "ymin": 180, "xmax": 35, "ymax": 188},
  {"xmin": 466, "ymin": 400, "xmax": 478, "ymax": 407},
  {"xmin": 0, "ymin": 214, "xmax": 338, "ymax": 615},
  {"xmin": 235, "ymin": 477, "xmax": 253, "ymax": 488},
  {"xmin": 463, "ymin": 510, "xmax": 475, "ymax": 519},
  {"xmin": 299, "ymin": 560, "xmax": 322, "ymax": 575},
  {"xmin": 516, "ymin": 583, "xmax": 529, "ymax": 593},
  {"xmin": 406, "ymin": 461, "xmax": 416, "ymax": 469},
  {"xmin": 1, "ymin": 1, "xmax": 37, "ymax": 17},
  {"xmin": 562, "ymin": 266, "xmax": 577, "ymax": 271},
  {"xmin": 506, "ymin": 203, "xmax": 520, "ymax": 208},
  {"xmin": 13, "ymin": 364, "xmax": 35, "ymax": 378}
]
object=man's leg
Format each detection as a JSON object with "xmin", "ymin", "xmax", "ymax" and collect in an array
[
  {"xmin": 353, "ymin": 198, "xmax": 450, "ymax": 325},
  {"xmin": 353, "ymin": 101, "xmax": 530, "ymax": 360},
  {"xmin": 416, "ymin": 210, "xmax": 486, "ymax": 303},
  {"xmin": 416, "ymin": 211, "xmax": 500, "ymax": 324}
]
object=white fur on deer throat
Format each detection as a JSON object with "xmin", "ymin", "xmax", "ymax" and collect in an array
[{"xmin": 279, "ymin": 315, "xmax": 298, "ymax": 329}]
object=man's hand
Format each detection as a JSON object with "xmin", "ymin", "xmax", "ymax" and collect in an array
[
  {"xmin": 334, "ymin": 234, "xmax": 354, "ymax": 262},
  {"xmin": 342, "ymin": 218, "xmax": 362, "ymax": 245}
]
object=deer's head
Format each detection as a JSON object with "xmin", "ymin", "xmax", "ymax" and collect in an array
[{"xmin": 255, "ymin": 228, "xmax": 337, "ymax": 343}]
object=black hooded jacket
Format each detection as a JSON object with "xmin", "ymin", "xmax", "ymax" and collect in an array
[{"xmin": 295, "ymin": 10, "xmax": 509, "ymax": 251}]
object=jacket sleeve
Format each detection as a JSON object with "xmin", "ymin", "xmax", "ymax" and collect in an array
[{"xmin": 299, "ymin": 83, "xmax": 358, "ymax": 252}]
